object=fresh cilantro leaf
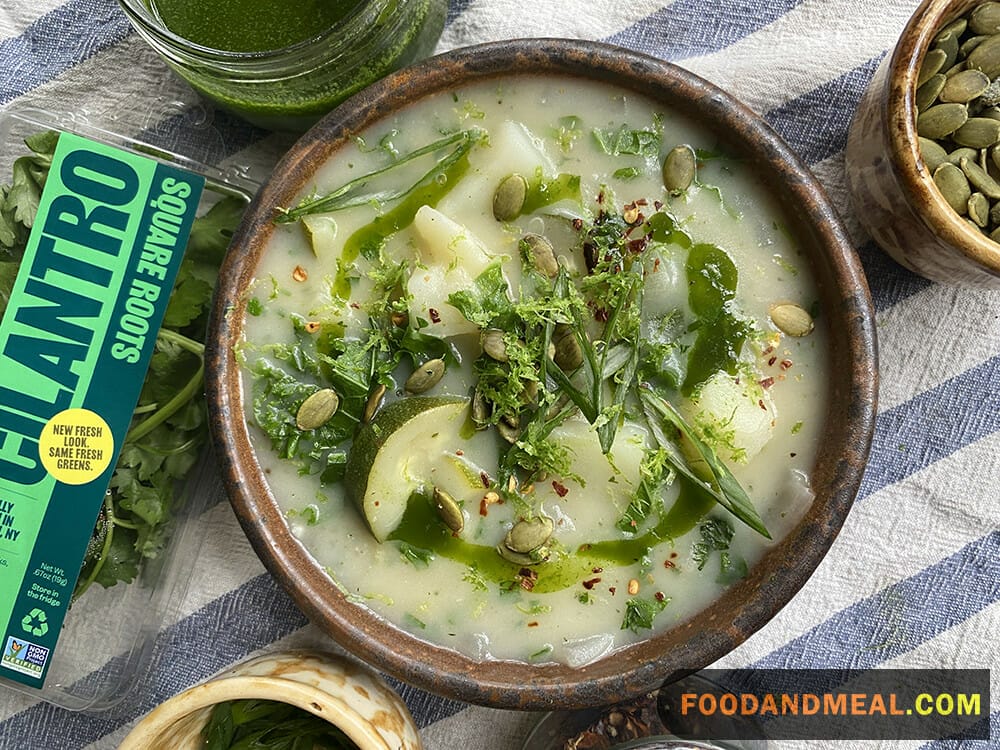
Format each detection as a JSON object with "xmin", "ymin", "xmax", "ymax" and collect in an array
[
  {"xmin": 398, "ymin": 542, "xmax": 434, "ymax": 567},
  {"xmin": 691, "ymin": 517, "xmax": 734, "ymax": 570},
  {"xmin": 621, "ymin": 595, "xmax": 669, "ymax": 632},
  {"xmin": 446, "ymin": 260, "xmax": 512, "ymax": 327},
  {"xmin": 592, "ymin": 121, "xmax": 662, "ymax": 157}
]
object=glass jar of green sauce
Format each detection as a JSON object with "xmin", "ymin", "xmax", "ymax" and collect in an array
[{"xmin": 117, "ymin": 0, "xmax": 447, "ymax": 131}]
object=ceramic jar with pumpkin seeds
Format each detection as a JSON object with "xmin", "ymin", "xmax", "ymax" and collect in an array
[
  {"xmin": 846, "ymin": 0, "xmax": 1000, "ymax": 287},
  {"xmin": 915, "ymin": 1, "xmax": 1000, "ymax": 241}
]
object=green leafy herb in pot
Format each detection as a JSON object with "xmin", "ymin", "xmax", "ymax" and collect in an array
[
  {"xmin": 201, "ymin": 698, "xmax": 359, "ymax": 750},
  {"xmin": 0, "ymin": 131, "xmax": 246, "ymax": 600}
]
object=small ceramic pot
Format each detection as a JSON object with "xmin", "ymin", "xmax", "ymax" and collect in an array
[
  {"xmin": 846, "ymin": 0, "xmax": 1000, "ymax": 287},
  {"xmin": 117, "ymin": 650, "xmax": 422, "ymax": 750}
]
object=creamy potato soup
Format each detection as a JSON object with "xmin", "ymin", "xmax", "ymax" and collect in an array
[{"xmin": 238, "ymin": 77, "xmax": 828, "ymax": 665}]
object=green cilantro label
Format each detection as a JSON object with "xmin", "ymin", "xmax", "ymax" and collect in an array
[{"xmin": 0, "ymin": 133, "xmax": 204, "ymax": 688}]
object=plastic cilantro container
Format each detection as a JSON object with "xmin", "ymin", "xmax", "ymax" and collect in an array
[{"xmin": 0, "ymin": 106, "xmax": 258, "ymax": 711}]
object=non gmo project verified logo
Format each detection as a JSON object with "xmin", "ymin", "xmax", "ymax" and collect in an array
[{"xmin": 1, "ymin": 635, "xmax": 48, "ymax": 678}]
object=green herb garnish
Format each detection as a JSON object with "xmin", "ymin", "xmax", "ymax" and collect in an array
[
  {"xmin": 201, "ymin": 698, "xmax": 359, "ymax": 750},
  {"xmin": 621, "ymin": 595, "xmax": 669, "ymax": 633}
]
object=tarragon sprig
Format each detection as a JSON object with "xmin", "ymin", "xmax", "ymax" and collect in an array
[
  {"xmin": 638, "ymin": 384, "xmax": 770, "ymax": 538},
  {"xmin": 274, "ymin": 128, "xmax": 484, "ymax": 223}
]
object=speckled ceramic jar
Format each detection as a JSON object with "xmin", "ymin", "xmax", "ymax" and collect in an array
[
  {"xmin": 117, "ymin": 650, "xmax": 422, "ymax": 750},
  {"xmin": 845, "ymin": 0, "xmax": 1000, "ymax": 287}
]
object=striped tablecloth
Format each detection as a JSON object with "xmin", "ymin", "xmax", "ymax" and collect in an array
[{"xmin": 0, "ymin": 1, "xmax": 997, "ymax": 748}]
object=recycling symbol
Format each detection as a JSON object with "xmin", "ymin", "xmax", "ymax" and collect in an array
[{"xmin": 20, "ymin": 608, "xmax": 47, "ymax": 637}]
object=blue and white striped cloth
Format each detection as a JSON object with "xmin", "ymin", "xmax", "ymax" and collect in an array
[{"xmin": 0, "ymin": 1, "xmax": 998, "ymax": 748}]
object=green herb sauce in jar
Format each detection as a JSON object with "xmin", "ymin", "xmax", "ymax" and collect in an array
[
  {"xmin": 149, "ymin": 0, "xmax": 365, "ymax": 53},
  {"xmin": 122, "ymin": 0, "xmax": 447, "ymax": 131}
]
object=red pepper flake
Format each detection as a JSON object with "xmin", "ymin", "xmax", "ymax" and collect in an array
[
  {"xmin": 670, "ymin": 552, "xmax": 678, "ymax": 559},
  {"xmin": 572, "ymin": 218, "xmax": 584, "ymax": 231},
  {"xmin": 349, "ymin": 301, "xmax": 360, "ymax": 309},
  {"xmin": 767, "ymin": 356, "xmax": 777, "ymax": 366},
  {"xmin": 551, "ymin": 480, "xmax": 569, "ymax": 497},
  {"xmin": 428, "ymin": 308, "xmax": 441, "ymax": 323},
  {"xmin": 759, "ymin": 377, "xmax": 775, "ymax": 389},
  {"xmin": 790, "ymin": 452, "xmax": 797, "ymax": 458},
  {"xmin": 594, "ymin": 307, "xmax": 609, "ymax": 323},
  {"xmin": 663, "ymin": 559, "xmax": 676, "ymax": 569},
  {"xmin": 636, "ymin": 198, "xmax": 649, "ymax": 206},
  {"xmin": 480, "ymin": 471, "xmax": 491, "ymax": 487},
  {"xmin": 527, "ymin": 621, "xmax": 539, "ymax": 627},
  {"xmin": 479, "ymin": 498, "xmax": 489, "ymax": 516},
  {"xmin": 780, "ymin": 359, "xmax": 793, "ymax": 370},
  {"xmin": 592, "ymin": 567, "xmax": 603, "ymax": 574},
  {"xmin": 652, "ymin": 257, "xmax": 661, "ymax": 272},
  {"xmin": 292, "ymin": 265, "xmax": 308, "ymax": 282},
  {"xmin": 763, "ymin": 345, "xmax": 775, "ymax": 356},
  {"xmin": 582, "ymin": 577, "xmax": 602, "ymax": 590},
  {"xmin": 628, "ymin": 237, "xmax": 648, "ymax": 254},
  {"xmin": 758, "ymin": 399, "xmax": 767, "ymax": 410},
  {"xmin": 455, "ymin": 449, "xmax": 464, "ymax": 456},
  {"xmin": 655, "ymin": 591, "xmax": 667, "ymax": 602},
  {"xmin": 654, "ymin": 200, "xmax": 663, "ymax": 210},
  {"xmin": 608, "ymin": 586, "xmax": 616, "ymax": 595}
]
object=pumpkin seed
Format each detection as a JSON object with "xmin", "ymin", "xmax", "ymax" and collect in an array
[
  {"xmin": 662, "ymin": 144, "xmax": 697, "ymax": 193},
  {"xmin": 934, "ymin": 29, "xmax": 961, "ymax": 71},
  {"xmin": 960, "ymin": 34, "xmax": 989, "ymax": 58},
  {"xmin": 941, "ymin": 16, "xmax": 969, "ymax": 39},
  {"xmin": 552, "ymin": 323, "xmax": 583, "ymax": 370},
  {"xmin": 960, "ymin": 155, "xmax": 1000, "ymax": 198},
  {"xmin": 919, "ymin": 137, "xmax": 949, "ymax": 172},
  {"xmin": 362, "ymin": 383, "xmax": 386, "ymax": 424},
  {"xmin": 940, "ymin": 68, "xmax": 991, "ymax": 102},
  {"xmin": 497, "ymin": 420, "xmax": 520, "ymax": 444},
  {"xmin": 405, "ymin": 358, "xmax": 445, "ymax": 394},
  {"xmin": 481, "ymin": 328, "xmax": 508, "ymax": 361},
  {"xmin": 952, "ymin": 116, "xmax": 1000, "ymax": 147},
  {"xmin": 981, "ymin": 105, "xmax": 1000, "ymax": 121},
  {"xmin": 918, "ymin": 47, "xmax": 949, "ymax": 86},
  {"xmin": 493, "ymin": 173, "xmax": 528, "ymax": 221},
  {"xmin": 970, "ymin": 2, "xmax": 1000, "ymax": 35},
  {"xmin": 769, "ymin": 303, "xmax": 814, "ymax": 337},
  {"xmin": 496, "ymin": 543, "xmax": 549, "ymax": 566},
  {"xmin": 521, "ymin": 233, "xmax": 559, "ymax": 278},
  {"xmin": 934, "ymin": 162, "xmax": 973, "ymax": 213},
  {"xmin": 969, "ymin": 191, "xmax": 991, "ymax": 226},
  {"xmin": 967, "ymin": 33, "xmax": 1000, "ymax": 78},
  {"xmin": 296, "ymin": 388, "xmax": 340, "ymax": 430},
  {"xmin": 917, "ymin": 102, "xmax": 969, "ymax": 138},
  {"xmin": 944, "ymin": 60, "xmax": 968, "ymax": 77},
  {"xmin": 505, "ymin": 515, "xmax": 554, "ymax": 554},
  {"xmin": 946, "ymin": 146, "xmax": 979, "ymax": 165},
  {"xmin": 916, "ymin": 73, "xmax": 947, "ymax": 110},
  {"xmin": 433, "ymin": 487, "xmax": 464, "ymax": 533},
  {"xmin": 471, "ymin": 388, "xmax": 491, "ymax": 427}
]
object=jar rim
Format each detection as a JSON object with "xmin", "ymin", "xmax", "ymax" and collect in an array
[{"xmin": 116, "ymin": 0, "xmax": 377, "ymax": 62}]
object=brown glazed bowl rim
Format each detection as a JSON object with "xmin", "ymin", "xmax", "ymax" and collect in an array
[
  {"xmin": 206, "ymin": 38, "xmax": 877, "ymax": 710},
  {"xmin": 887, "ymin": 0, "xmax": 1000, "ymax": 275}
]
